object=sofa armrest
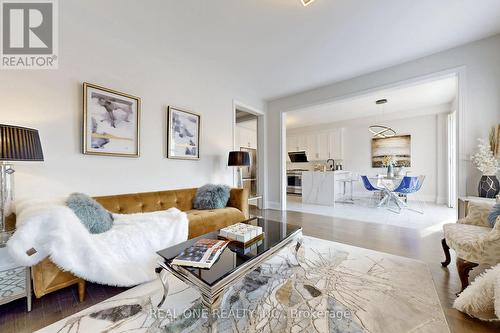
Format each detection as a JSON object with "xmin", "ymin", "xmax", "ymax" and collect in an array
[{"xmin": 227, "ymin": 188, "xmax": 249, "ymax": 219}]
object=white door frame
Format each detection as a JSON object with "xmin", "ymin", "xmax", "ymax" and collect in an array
[
  {"xmin": 279, "ymin": 66, "xmax": 467, "ymax": 211},
  {"xmin": 447, "ymin": 111, "xmax": 458, "ymax": 208},
  {"xmin": 233, "ymin": 100, "xmax": 265, "ymax": 208}
]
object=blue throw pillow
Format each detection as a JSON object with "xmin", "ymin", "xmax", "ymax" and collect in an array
[
  {"xmin": 488, "ymin": 203, "xmax": 500, "ymax": 228},
  {"xmin": 66, "ymin": 193, "xmax": 113, "ymax": 234},
  {"xmin": 193, "ymin": 184, "xmax": 231, "ymax": 210}
]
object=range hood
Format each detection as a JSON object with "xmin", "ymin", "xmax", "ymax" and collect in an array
[{"xmin": 288, "ymin": 151, "xmax": 308, "ymax": 163}]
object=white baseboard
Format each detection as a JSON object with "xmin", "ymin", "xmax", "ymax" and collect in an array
[{"xmin": 435, "ymin": 196, "xmax": 447, "ymax": 205}]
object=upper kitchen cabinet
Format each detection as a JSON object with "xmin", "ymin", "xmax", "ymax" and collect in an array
[
  {"xmin": 287, "ymin": 136, "xmax": 298, "ymax": 152},
  {"xmin": 287, "ymin": 128, "xmax": 343, "ymax": 161},
  {"xmin": 328, "ymin": 128, "xmax": 344, "ymax": 160},
  {"xmin": 236, "ymin": 119, "xmax": 257, "ymax": 149},
  {"xmin": 305, "ymin": 134, "xmax": 318, "ymax": 160},
  {"xmin": 317, "ymin": 133, "xmax": 330, "ymax": 160},
  {"xmin": 288, "ymin": 135, "xmax": 316, "ymax": 158}
]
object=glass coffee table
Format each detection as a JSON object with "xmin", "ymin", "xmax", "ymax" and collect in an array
[{"xmin": 156, "ymin": 217, "xmax": 302, "ymax": 330}]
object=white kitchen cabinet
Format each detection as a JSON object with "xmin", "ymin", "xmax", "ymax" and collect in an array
[
  {"xmin": 297, "ymin": 136, "xmax": 308, "ymax": 151},
  {"xmin": 287, "ymin": 129, "xmax": 343, "ymax": 161},
  {"xmin": 287, "ymin": 135, "xmax": 316, "ymax": 159},
  {"xmin": 306, "ymin": 134, "xmax": 318, "ymax": 160},
  {"xmin": 236, "ymin": 124, "xmax": 257, "ymax": 149},
  {"xmin": 328, "ymin": 129, "xmax": 343, "ymax": 160},
  {"xmin": 287, "ymin": 136, "xmax": 299, "ymax": 152},
  {"xmin": 317, "ymin": 133, "xmax": 330, "ymax": 160},
  {"xmin": 287, "ymin": 135, "xmax": 308, "ymax": 151}
]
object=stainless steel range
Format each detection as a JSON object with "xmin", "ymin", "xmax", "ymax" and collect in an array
[{"xmin": 287, "ymin": 169, "xmax": 308, "ymax": 195}]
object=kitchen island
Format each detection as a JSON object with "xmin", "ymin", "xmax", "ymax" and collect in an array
[{"xmin": 302, "ymin": 170, "xmax": 351, "ymax": 206}]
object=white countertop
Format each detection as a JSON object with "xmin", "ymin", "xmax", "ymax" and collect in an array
[{"xmin": 303, "ymin": 170, "xmax": 350, "ymax": 174}]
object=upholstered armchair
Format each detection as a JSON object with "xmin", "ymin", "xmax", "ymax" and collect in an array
[
  {"xmin": 441, "ymin": 200, "xmax": 500, "ymax": 292},
  {"xmin": 441, "ymin": 201, "xmax": 500, "ymax": 290}
]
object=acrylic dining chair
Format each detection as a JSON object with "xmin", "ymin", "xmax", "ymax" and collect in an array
[
  {"xmin": 392, "ymin": 175, "xmax": 426, "ymax": 213},
  {"xmin": 361, "ymin": 176, "xmax": 383, "ymax": 207}
]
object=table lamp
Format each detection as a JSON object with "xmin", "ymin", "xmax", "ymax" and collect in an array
[
  {"xmin": 228, "ymin": 151, "xmax": 250, "ymax": 188},
  {"xmin": 0, "ymin": 124, "xmax": 44, "ymax": 246}
]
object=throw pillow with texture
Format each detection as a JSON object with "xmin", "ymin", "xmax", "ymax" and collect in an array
[
  {"xmin": 463, "ymin": 201, "xmax": 496, "ymax": 227},
  {"xmin": 66, "ymin": 193, "xmax": 113, "ymax": 234},
  {"xmin": 193, "ymin": 184, "xmax": 231, "ymax": 210},
  {"xmin": 488, "ymin": 203, "xmax": 500, "ymax": 228}
]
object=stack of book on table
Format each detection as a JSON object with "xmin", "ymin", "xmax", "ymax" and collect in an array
[
  {"xmin": 219, "ymin": 223, "xmax": 264, "ymax": 245},
  {"xmin": 172, "ymin": 239, "xmax": 229, "ymax": 269}
]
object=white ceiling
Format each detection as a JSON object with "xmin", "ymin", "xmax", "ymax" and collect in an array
[
  {"xmin": 286, "ymin": 76, "xmax": 457, "ymax": 129},
  {"xmin": 80, "ymin": 0, "xmax": 500, "ymax": 101}
]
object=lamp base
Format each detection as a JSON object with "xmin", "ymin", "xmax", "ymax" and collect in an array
[{"xmin": 238, "ymin": 167, "xmax": 244, "ymax": 188}]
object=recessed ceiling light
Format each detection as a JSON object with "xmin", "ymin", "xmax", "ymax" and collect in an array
[{"xmin": 301, "ymin": 0, "xmax": 316, "ymax": 6}]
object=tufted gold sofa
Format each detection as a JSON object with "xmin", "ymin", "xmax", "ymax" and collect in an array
[{"xmin": 26, "ymin": 187, "xmax": 249, "ymax": 302}]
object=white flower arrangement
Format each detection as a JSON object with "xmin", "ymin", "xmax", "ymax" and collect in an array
[{"xmin": 472, "ymin": 139, "xmax": 499, "ymax": 176}]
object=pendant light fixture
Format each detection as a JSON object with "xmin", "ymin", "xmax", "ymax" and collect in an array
[{"xmin": 369, "ymin": 99, "xmax": 396, "ymax": 139}]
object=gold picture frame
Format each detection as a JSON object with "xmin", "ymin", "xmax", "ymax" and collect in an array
[
  {"xmin": 83, "ymin": 82, "xmax": 141, "ymax": 157},
  {"xmin": 167, "ymin": 106, "xmax": 200, "ymax": 160}
]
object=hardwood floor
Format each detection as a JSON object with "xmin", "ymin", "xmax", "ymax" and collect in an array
[
  {"xmin": 1, "ymin": 208, "xmax": 499, "ymax": 332},
  {"xmin": 0, "ymin": 281, "xmax": 127, "ymax": 333}
]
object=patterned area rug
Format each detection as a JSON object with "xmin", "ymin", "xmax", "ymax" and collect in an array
[{"xmin": 37, "ymin": 236, "xmax": 449, "ymax": 333}]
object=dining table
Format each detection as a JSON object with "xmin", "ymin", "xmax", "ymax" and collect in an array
[{"xmin": 368, "ymin": 176, "xmax": 406, "ymax": 210}]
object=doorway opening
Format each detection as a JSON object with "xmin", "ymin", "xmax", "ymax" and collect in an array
[
  {"xmin": 233, "ymin": 102, "xmax": 264, "ymax": 209},
  {"xmin": 280, "ymin": 71, "xmax": 463, "ymax": 231}
]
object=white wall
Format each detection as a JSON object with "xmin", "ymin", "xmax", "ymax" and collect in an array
[
  {"xmin": 287, "ymin": 112, "xmax": 450, "ymax": 203},
  {"xmin": 267, "ymin": 34, "xmax": 500, "ymax": 208},
  {"xmin": 0, "ymin": 0, "xmax": 263, "ymax": 200}
]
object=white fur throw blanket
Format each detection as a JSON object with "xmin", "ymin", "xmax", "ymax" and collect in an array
[
  {"xmin": 454, "ymin": 263, "xmax": 500, "ymax": 321},
  {"xmin": 6, "ymin": 199, "xmax": 188, "ymax": 286}
]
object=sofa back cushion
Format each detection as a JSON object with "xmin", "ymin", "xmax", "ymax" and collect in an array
[{"xmin": 94, "ymin": 188, "xmax": 198, "ymax": 214}]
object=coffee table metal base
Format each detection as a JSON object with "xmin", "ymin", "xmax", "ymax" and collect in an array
[{"xmin": 156, "ymin": 230, "xmax": 302, "ymax": 332}]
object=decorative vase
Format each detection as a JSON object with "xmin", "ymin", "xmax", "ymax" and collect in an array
[
  {"xmin": 478, "ymin": 175, "xmax": 500, "ymax": 198},
  {"xmin": 387, "ymin": 165, "xmax": 394, "ymax": 178}
]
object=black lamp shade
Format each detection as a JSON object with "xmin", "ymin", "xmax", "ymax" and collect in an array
[
  {"xmin": 228, "ymin": 151, "xmax": 250, "ymax": 166},
  {"xmin": 0, "ymin": 124, "xmax": 44, "ymax": 161}
]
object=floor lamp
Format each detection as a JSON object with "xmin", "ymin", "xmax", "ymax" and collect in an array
[
  {"xmin": 228, "ymin": 151, "xmax": 250, "ymax": 188},
  {"xmin": 0, "ymin": 124, "xmax": 44, "ymax": 246}
]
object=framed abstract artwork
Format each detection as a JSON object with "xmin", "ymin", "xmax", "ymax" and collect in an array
[
  {"xmin": 167, "ymin": 106, "xmax": 200, "ymax": 160},
  {"xmin": 83, "ymin": 83, "xmax": 140, "ymax": 157},
  {"xmin": 371, "ymin": 135, "xmax": 411, "ymax": 168}
]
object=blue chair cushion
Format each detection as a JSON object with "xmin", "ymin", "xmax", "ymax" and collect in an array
[
  {"xmin": 193, "ymin": 184, "xmax": 231, "ymax": 209},
  {"xmin": 66, "ymin": 193, "xmax": 114, "ymax": 234},
  {"xmin": 488, "ymin": 202, "xmax": 500, "ymax": 228}
]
